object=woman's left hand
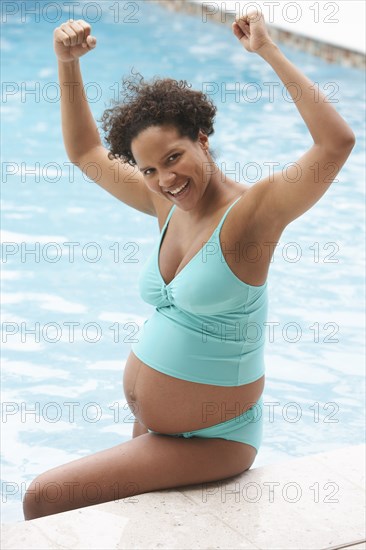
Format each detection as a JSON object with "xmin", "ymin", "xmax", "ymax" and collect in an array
[{"xmin": 232, "ymin": 10, "xmax": 275, "ymax": 54}]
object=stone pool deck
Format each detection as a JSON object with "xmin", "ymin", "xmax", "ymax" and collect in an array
[
  {"xmin": 158, "ymin": 0, "xmax": 365, "ymax": 69},
  {"xmin": 1, "ymin": 443, "xmax": 365, "ymax": 549}
]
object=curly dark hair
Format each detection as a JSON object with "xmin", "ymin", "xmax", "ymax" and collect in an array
[{"xmin": 98, "ymin": 69, "xmax": 217, "ymax": 165}]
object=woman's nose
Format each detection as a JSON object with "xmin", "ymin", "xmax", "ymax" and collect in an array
[{"xmin": 159, "ymin": 171, "xmax": 176, "ymax": 189}]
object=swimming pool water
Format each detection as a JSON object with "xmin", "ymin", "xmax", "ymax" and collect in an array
[{"xmin": 1, "ymin": 0, "xmax": 365, "ymax": 523}]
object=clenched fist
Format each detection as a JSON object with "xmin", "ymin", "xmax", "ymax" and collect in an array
[
  {"xmin": 53, "ymin": 19, "xmax": 97, "ymax": 63},
  {"xmin": 232, "ymin": 10, "xmax": 275, "ymax": 53}
]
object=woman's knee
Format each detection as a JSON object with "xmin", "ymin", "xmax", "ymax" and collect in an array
[
  {"xmin": 23, "ymin": 473, "xmax": 49, "ymax": 521},
  {"xmin": 23, "ymin": 469, "xmax": 71, "ymax": 521}
]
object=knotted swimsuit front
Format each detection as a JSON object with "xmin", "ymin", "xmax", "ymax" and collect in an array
[{"xmin": 131, "ymin": 194, "xmax": 268, "ymax": 387}]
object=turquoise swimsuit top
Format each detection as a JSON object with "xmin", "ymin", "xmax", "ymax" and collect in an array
[{"xmin": 131, "ymin": 195, "xmax": 268, "ymax": 386}]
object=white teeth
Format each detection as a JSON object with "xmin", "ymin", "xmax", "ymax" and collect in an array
[{"xmin": 169, "ymin": 179, "xmax": 189, "ymax": 195}]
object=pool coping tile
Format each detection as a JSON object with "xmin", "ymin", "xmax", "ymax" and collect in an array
[{"xmin": 1, "ymin": 444, "xmax": 365, "ymax": 550}]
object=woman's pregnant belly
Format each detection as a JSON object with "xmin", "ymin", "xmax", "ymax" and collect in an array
[{"xmin": 123, "ymin": 350, "xmax": 265, "ymax": 434}]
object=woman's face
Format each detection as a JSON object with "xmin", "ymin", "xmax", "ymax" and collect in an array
[{"xmin": 131, "ymin": 125, "xmax": 212, "ymax": 206}]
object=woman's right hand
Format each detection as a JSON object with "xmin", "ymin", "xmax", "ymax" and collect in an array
[{"xmin": 53, "ymin": 19, "xmax": 97, "ymax": 63}]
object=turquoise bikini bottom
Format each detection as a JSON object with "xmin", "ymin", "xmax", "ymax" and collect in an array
[{"xmin": 148, "ymin": 395, "xmax": 264, "ymax": 453}]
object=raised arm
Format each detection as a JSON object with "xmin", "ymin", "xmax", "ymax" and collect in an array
[
  {"xmin": 54, "ymin": 19, "xmax": 100, "ymax": 159},
  {"xmin": 232, "ymin": 11, "xmax": 356, "ymax": 231},
  {"xmin": 53, "ymin": 19, "xmax": 158, "ymax": 215}
]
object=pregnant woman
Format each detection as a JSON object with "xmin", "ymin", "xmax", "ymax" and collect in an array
[{"xmin": 23, "ymin": 12, "xmax": 355, "ymax": 520}]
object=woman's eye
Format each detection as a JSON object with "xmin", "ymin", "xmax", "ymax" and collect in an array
[{"xmin": 143, "ymin": 154, "xmax": 180, "ymax": 175}]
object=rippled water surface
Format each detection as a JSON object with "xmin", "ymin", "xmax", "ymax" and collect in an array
[{"xmin": 1, "ymin": 1, "xmax": 365, "ymax": 522}]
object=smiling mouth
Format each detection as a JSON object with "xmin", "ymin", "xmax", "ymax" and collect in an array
[{"xmin": 167, "ymin": 178, "xmax": 190, "ymax": 197}]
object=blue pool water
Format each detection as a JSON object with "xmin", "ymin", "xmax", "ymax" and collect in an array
[{"xmin": 1, "ymin": 1, "xmax": 365, "ymax": 523}]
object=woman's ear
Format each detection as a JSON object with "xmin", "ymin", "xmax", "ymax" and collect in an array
[{"xmin": 197, "ymin": 128, "xmax": 209, "ymax": 152}]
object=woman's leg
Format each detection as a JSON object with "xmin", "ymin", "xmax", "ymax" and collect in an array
[{"xmin": 23, "ymin": 433, "xmax": 255, "ymax": 521}]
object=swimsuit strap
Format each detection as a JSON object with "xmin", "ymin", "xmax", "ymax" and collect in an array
[
  {"xmin": 215, "ymin": 196, "xmax": 242, "ymax": 233},
  {"xmin": 161, "ymin": 204, "xmax": 176, "ymax": 233}
]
